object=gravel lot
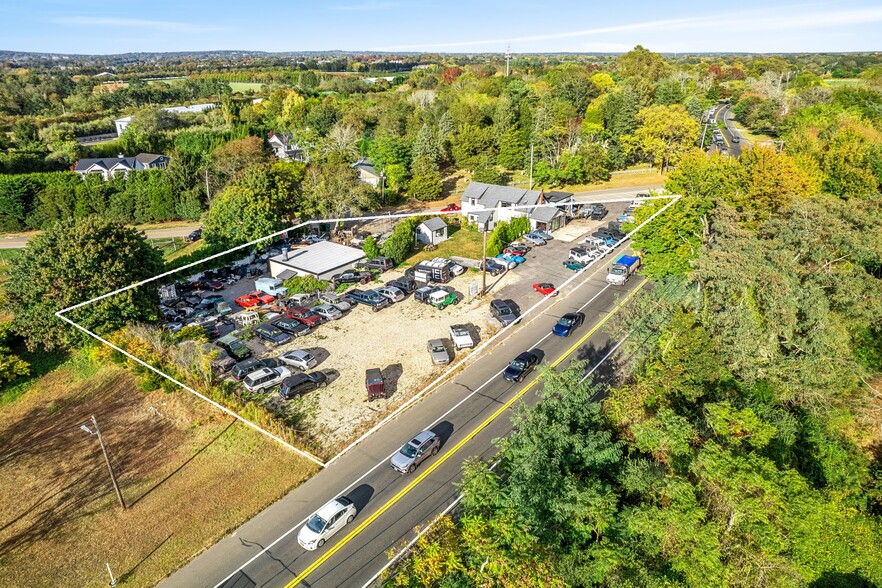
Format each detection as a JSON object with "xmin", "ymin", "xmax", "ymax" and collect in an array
[{"xmin": 174, "ymin": 199, "xmax": 633, "ymax": 452}]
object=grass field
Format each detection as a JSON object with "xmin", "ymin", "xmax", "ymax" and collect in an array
[
  {"xmin": 163, "ymin": 239, "xmax": 205, "ymax": 263},
  {"xmin": 229, "ymin": 82, "xmax": 265, "ymax": 92},
  {"xmin": 404, "ymin": 223, "xmax": 484, "ymax": 266},
  {"xmin": 824, "ymin": 78, "xmax": 865, "ymax": 86},
  {"xmin": 0, "ymin": 360, "xmax": 317, "ymax": 588}
]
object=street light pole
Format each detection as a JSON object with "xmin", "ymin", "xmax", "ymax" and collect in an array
[
  {"xmin": 481, "ymin": 226, "xmax": 488, "ymax": 296},
  {"xmin": 379, "ymin": 171, "xmax": 386, "ymax": 206},
  {"xmin": 87, "ymin": 415, "xmax": 126, "ymax": 509}
]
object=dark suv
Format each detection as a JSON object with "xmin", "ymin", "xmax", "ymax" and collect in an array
[
  {"xmin": 386, "ymin": 276, "xmax": 417, "ymax": 294},
  {"xmin": 279, "ymin": 372, "xmax": 328, "ymax": 399},
  {"xmin": 490, "ymin": 299, "xmax": 519, "ymax": 326}
]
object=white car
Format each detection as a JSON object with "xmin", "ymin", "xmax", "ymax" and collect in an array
[
  {"xmin": 242, "ymin": 366, "xmax": 291, "ymax": 393},
  {"xmin": 375, "ymin": 286, "xmax": 405, "ymax": 303},
  {"xmin": 583, "ymin": 236, "xmax": 613, "ymax": 254},
  {"xmin": 313, "ymin": 304, "xmax": 343, "ymax": 320},
  {"xmin": 448, "ymin": 263, "xmax": 466, "ymax": 276},
  {"xmin": 279, "ymin": 350, "xmax": 318, "ymax": 371},
  {"xmin": 297, "ymin": 497, "xmax": 357, "ymax": 550},
  {"xmin": 302, "ymin": 235, "xmax": 326, "ymax": 245}
]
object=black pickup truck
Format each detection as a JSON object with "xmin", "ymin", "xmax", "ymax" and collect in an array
[
  {"xmin": 331, "ymin": 269, "xmax": 372, "ymax": 286},
  {"xmin": 343, "ymin": 289, "xmax": 391, "ymax": 312}
]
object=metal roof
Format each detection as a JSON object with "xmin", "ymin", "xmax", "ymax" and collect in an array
[
  {"xmin": 460, "ymin": 182, "xmax": 542, "ymax": 208},
  {"xmin": 530, "ymin": 205, "xmax": 564, "ymax": 223},
  {"xmin": 270, "ymin": 241, "xmax": 365, "ymax": 275}
]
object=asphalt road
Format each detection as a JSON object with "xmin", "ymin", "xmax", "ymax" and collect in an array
[
  {"xmin": 0, "ymin": 224, "xmax": 201, "ymax": 249},
  {"xmin": 161, "ymin": 248, "xmax": 646, "ymax": 588},
  {"xmin": 715, "ymin": 104, "xmax": 746, "ymax": 158}
]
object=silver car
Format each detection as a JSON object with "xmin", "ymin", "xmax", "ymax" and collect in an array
[
  {"xmin": 318, "ymin": 292, "xmax": 352, "ymax": 311},
  {"xmin": 427, "ymin": 339, "xmax": 450, "ymax": 365},
  {"xmin": 313, "ymin": 304, "xmax": 343, "ymax": 320},
  {"xmin": 390, "ymin": 430, "xmax": 441, "ymax": 474},
  {"xmin": 375, "ymin": 286, "xmax": 405, "ymax": 303},
  {"xmin": 279, "ymin": 349, "xmax": 318, "ymax": 371}
]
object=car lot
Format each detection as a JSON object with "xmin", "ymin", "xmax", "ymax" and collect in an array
[{"xmin": 158, "ymin": 199, "xmax": 635, "ymax": 452}]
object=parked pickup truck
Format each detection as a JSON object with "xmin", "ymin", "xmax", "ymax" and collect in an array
[
  {"xmin": 449, "ymin": 324, "xmax": 475, "ymax": 350},
  {"xmin": 606, "ymin": 254, "xmax": 641, "ymax": 286},
  {"xmin": 344, "ymin": 289, "xmax": 391, "ymax": 312}
]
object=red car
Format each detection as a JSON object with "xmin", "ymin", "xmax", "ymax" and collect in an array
[
  {"xmin": 532, "ymin": 283, "xmax": 559, "ymax": 296},
  {"xmin": 285, "ymin": 305, "xmax": 323, "ymax": 327},
  {"xmin": 440, "ymin": 203, "xmax": 461, "ymax": 212},
  {"xmin": 235, "ymin": 291, "xmax": 275, "ymax": 308}
]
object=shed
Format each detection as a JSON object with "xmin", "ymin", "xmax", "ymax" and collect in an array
[
  {"xmin": 416, "ymin": 217, "xmax": 449, "ymax": 245},
  {"xmin": 269, "ymin": 241, "xmax": 366, "ymax": 281}
]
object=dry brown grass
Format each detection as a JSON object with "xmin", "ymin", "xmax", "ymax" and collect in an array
[{"xmin": 0, "ymin": 360, "xmax": 317, "ymax": 588}]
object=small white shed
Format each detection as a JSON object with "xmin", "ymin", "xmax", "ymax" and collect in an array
[{"xmin": 416, "ymin": 217, "xmax": 449, "ymax": 246}]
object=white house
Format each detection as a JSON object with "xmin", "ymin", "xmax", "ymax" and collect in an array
[
  {"xmin": 72, "ymin": 153, "xmax": 169, "ymax": 181},
  {"xmin": 416, "ymin": 217, "xmax": 449, "ymax": 246},
  {"xmin": 114, "ymin": 103, "xmax": 217, "ymax": 135},
  {"xmin": 268, "ymin": 131, "xmax": 307, "ymax": 162},
  {"xmin": 269, "ymin": 241, "xmax": 366, "ymax": 281},
  {"xmin": 351, "ymin": 157, "xmax": 381, "ymax": 187},
  {"xmin": 459, "ymin": 182, "xmax": 574, "ymax": 232}
]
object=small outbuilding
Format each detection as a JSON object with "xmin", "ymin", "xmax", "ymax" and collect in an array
[
  {"xmin": 416, "ymin": 217, "xmax": 449, "ymax": 246},
  {"xmin": 269, "ymin": 241, "xmax": 366, "ymax": 281}
]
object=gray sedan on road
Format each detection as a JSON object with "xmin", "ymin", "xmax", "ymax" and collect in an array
[{"xmin": 390, "ymin": 430, "xmax": 441, "ymax": 474}]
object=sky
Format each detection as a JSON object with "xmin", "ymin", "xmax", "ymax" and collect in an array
[{"xmin": 2, "ymin": 0, "xmax": 882, "ymax": 55}]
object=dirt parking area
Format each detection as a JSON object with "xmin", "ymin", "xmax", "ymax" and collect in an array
[{"xmin": 238, "ymin": 266, "xmax": 529, "ymax": 453}]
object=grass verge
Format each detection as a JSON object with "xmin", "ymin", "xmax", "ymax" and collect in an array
[{"xmin": 0, "ymin": 360, "xmax": 316, "ymax": 588}]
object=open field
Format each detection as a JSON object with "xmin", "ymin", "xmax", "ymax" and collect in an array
[
  {"xmin": 823, "ymin": 78, "xmax": 866, "ymax": 86},
  {"xmin": 229, "ymin": 82, "xmax": 265, "ymax": 93},
  {"xmin": 0, "ymin": 360, "xmax": 317, "ymax": 588}
]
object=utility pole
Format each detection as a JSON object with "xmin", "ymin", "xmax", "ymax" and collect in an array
[
  {"xmin": 204, "ymin": 169, "xmax": 211, "ymax": 203},
  {"xmin": 380, "ymin": 171, "xmax": 387, "ymax": 206},
  {"xmin": 481, "ymin": 226, "xmax": 488, "ymax": 296},
  {"xmin": 505, "ymin": 44, "xmax": 512, "ymax": 77},
  {"xmin": 528, "ymin": 144, "xmax": 534, "ymax": 188},
  {"xmin": 88, "ymin": 415, "xmax": 126, "ymax": 509}
]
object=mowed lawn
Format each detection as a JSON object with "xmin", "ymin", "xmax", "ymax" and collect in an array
[
  {"xmin": 229, "ymin": 82, "xmax": 265, "ymax": 92},
  {"xmin": 405, "ymin": 223, "xmax": 485, "ymax": 265},
  {"xmin": 0, "ymin": 360, "xmax": 317, "ymax": 588}
]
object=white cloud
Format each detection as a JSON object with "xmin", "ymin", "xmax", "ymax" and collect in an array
[
  {"xmin": 54, "ymin": 16, "xmax": 227, "ymax": 33},
  {"xmin": 380, "ymin": 3, "xmax": 882, "ymax": 51}
]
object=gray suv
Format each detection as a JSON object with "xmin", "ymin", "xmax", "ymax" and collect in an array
[
  {"xmin": 490, "ymin": 299, "xmax": 519, "ymax": 326},
  {"xmin": 390, "ymin": 430, "xmax": 441, "ymax": 474}
]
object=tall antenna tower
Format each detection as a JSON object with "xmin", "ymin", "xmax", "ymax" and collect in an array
[{"xmin": 505, "ymin": 44, "xmax": 512, "ymax": 77}]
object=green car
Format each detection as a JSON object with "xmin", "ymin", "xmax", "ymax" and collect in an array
[
  {"xmin": 428, "ymin": 290, "xmax": 459, "ymax": 309},
  {"xmin": 562, "ymin": 260, "xmax": 586, "ymax": 271}
]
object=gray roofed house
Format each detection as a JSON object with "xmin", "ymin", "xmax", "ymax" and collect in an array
[
  {"xmin": 351, "ymin": 157, "xmax": 381, "ymax": 187},
  {"xmin": 460, "ymin": 181, "xmax": 573, "ymax": 232},
  {"xmin": 268, "ymin": 241, "xmax": 367, "ymax": 281},
  {"xmin": 73, "ymin": 153, "xmax": 170, "ymax": 181},
  {"xmin": 416, "ymin": 217, "xmax": 449, "ymax": 246}
]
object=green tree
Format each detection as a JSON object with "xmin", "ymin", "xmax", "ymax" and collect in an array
[
  {"xmin": 472, "ymin": 155, "xmax": 502, "ymax": 184},
  {"xmin": 451, "ymin": 125, "xmax": 495, "ymax": 169},
  {"xmin": 408, "ymin": 171, "xmax": 443, "ymax": 201},
  {"xmin": 380, "ymin": 217, "xmax": 419, "ymax": 263},
  {"xmin": 0, "ymin": 323, "xmax": 29, "ymax": 385},
  {"xmin": 623, "ymin": 104, "xmax": 700, "ymax": 171},
  {"xmin": 362, "ymin": 235, "xmax": 379, "ymax": 259},
  {"xmin": 496, "ymin": 126, "xmax": 526, "ymax": 170},
  {"xmin": 7, "ymin": 216, "xmax": 163, "ymax": 351},
  {"xmin": 411, "ymin": 123, "xmax": 440, "ymax": 169},
  {"xmin": 615, "ymin": 45, "xmax": 670, "ymax": 82}
]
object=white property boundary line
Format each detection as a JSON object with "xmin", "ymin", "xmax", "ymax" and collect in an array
[{"xmin": 54, "ymin": 195, "xmax": 680, "ymax": 471}]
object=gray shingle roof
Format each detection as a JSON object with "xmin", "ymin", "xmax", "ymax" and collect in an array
[
  {"xmin": 351, "ymin": 157, "xmax": 378, "ymax": 177},
  {"xmin": 420, "ymin": 217, "xmax": 447, "ymax": 231},
  {"xmin": 460, "ymin": 182, "xmax": 542, "ymax": 209},
  {"xmin": 529, "ymin": 205, "xmax": 564, "ymax": 223},
  {"xmin": 74, "ymin": 154, "xmax": 166, "ymax": 172}
]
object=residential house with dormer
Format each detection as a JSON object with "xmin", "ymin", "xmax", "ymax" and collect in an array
[
  {"xmin": 73, "ymin": 153, "xmax": 169, "ymax": 181},
  {"xmin": 459, "ymin": 182, "xmax": 573, "ymax": 232}
]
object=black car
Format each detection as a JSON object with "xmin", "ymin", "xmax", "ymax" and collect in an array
[
  {"xmin": 273, "ymin": 318, "xmax": 312, "ymax": 337},
  {"xmin": 480, "ymin": 259, "xmax": 506, "ymax": 276},
  {"xmin": 585, "ymin": 204, "xmax": 608, "ymax": 220},
  {"xmin": 255, "ymin": 324, "xmax": 292, "ymax": 346},
  {"xmin": 203, "ymin": 280, "xmax": 225, "ymax": 291},
  {"xmin": 279, "ymin": 372, "xmax": 328, "ymax": 400},
  {"xmin": 185, "ymin": 228, "xmax": 202, "ymax": 242},
  {"xmin": 232, "ymin": 359, "xmax": 261, "ymax": 381},
  {"xmin": 490, "ymin": 299, "xmax": 519, "ymax": 326},
  {"xmin": 593, "ymin": 228, "xmax": 626, "ymax": 242},
  {"xmin": 503, "ymin": 351, "xmax": 539, "ymax": 382},
  {"xmin": 387, "ymin": 276, "xmax": 417, "ymax": 295}
]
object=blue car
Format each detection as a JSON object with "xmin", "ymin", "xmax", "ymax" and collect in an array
[
  {"xmin": 552, "ymin": 312, "xmax": 585, "ymax": 337},
  {"xmin": 496, "ymin": 253, "xmax": 526, "ymax": 264}
]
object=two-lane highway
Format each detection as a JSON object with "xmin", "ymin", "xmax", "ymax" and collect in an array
[
  {"xmin": 162, "ymin": 248, "xmax": 647, "ymax": 588},
  {"xmin": 715, "ymin": 104, "xmax": 747, "ymax": 158}
]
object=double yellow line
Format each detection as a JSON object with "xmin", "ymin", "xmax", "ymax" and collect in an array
[{"xmin": 284, "ymin": 280, "xmax": 646, "ymax": 587}]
